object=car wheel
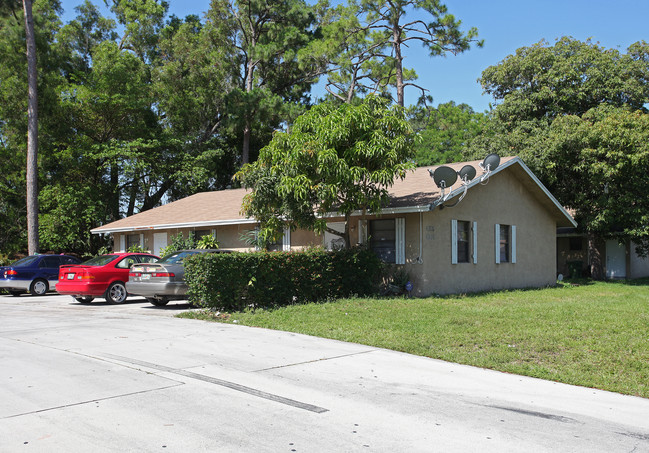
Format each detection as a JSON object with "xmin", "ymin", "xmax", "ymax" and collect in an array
[
  {"xmin": 9, "ymin": 290, "xmax": 22, "ymax": 297},
  {"xmin": 146, "ymin": 297, "xmax": 169, "ymax": 307},
  {"xmin": 105, "ymin": 282, "xmax": 127, "ymax": 304},
  {"xmin": 74, "ymin": 296, "xmax": 94, "ymax": 304},
  {"xmin": 30, "ymin": 279, "xmax": 48, "ymax": 296}
]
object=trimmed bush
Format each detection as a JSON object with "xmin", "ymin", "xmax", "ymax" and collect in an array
[{"xmin": 184, "ymin": 248, "xmax": 383, "ymax": 310}]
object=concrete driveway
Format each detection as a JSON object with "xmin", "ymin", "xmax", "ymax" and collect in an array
[{"xmin": 1, "ymin": 294, "xmax": 648, "ymax": 452}]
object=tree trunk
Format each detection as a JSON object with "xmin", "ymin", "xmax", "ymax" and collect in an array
[
  {"xmin": 23, "ymin": 0, "xmax": 39, "ymax": 255},
  {"xmin": 392, "ymin": 24, "xmax": 404, "ymax": 107},
  {"xmin": 241, "ymin": 54, "xmax": 255, "ymax": 165},
  {"xmin": 588, "ymin": 233, "xmax": 604, "ymax": 280},
  {"xmin": 242, "ymin": 122, "xmax": 251, "ymax": 164},
  {"xmin": 344, "ymin": 213, "xmax": 351, "ymax": 249},
  {"xmin": 110, "ymin": 164, "xmax": 120, "ymax": 222}
]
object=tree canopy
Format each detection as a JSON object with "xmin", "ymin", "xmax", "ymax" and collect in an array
[
  {"xmin": 546, "ymin": 106, "xmax": 649, "ymax": 258},
  {"xmin": 0, "ymin": 0, "xmax": 478, "ymax": 256},
  {"xmin": 466, "ymin": 37, "xmax": 649, "ymax": 276},
  {"xmin": 235, "ymin": 95, "xmax": 417, "ymax": 248},
  {"xmin": 409, "ymin": 100, "xmax": 486, "ymax": 165}
]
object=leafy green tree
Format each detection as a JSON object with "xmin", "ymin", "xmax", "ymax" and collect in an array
[
  {"xmin": 23, "ymin": 0, "xmax": 39, "ymax": 254},
  {"xmin": 208, "ymin": 0, "xmax": 320, "ymax": 164},
  {"xmin": 408, "ymin": 100, "xmax": 486, "ymax": 165},
  {"xmin": 107, "ymin": 0, "xmax": 168, "ymax": 62},
  {"xmin": 152, "ymin": 12, "xmax": 239, "ymax": 197},
  {"xmin": 359, "ymin": 0, "xmax": 481, "ymax": 106},
  {"xmin": 57, "ymin": 0, "xmax": 118, "ymax": 72},
  {"xmin": 546, "ymin": 107, "xmax": 649, "ymax": 272},
  {"xmin": 0, "ymin": 0, "xmax": 65, "ymax": 253},
  {"xmin": 309, "ymin": 0, "xmax": 481, "ymax": 106},
  {"xmin": 304, "ymin": 1, "xmax": 388, "ymax": 104},
  {"xmin": 58, "ymin": 40, "xmax": 159, "ymax": 222},
  {"xmin": 236, "ymin": 95, "xmax": 417, "ymax": 248},
  {"xmin": 480, "ymin": 37, "xmax": 649, "ymax": 125}
]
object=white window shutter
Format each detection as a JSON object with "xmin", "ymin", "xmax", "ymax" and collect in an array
[
  {"xmin": 473, "ymin": 221, "xmax": 478, "ymax": 264},
  {"xmin": 283, "ymin": 227, "xmax": 291, "ymax": 251},
  {"xmin": 139, "ymin": 233, "xmax": 144, "ymax": 248},
  {"xmin": 119, "ymin": 235, "xmax": 126, "ymax": 253},
  {"xmin": 451, "ymin": 219, "xmax": 458, "ymax": 264},
  {"xmin": 495, "ymin": 224, "xmax": 500, "ymax": 264},
  {"xmin": 511, "ymin": 225, "xmax": 517, "ymax": 263},
  {"xmin": 395, "ymin": 218, "xmax": 406, "ymax": 265}
]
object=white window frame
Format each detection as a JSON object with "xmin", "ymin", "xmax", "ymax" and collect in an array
[
  {"xmin": 452, "ymin": 220, "xmax": 477, "ymax": 265},
  {"xmin": 473, "ymin": 221, "xmax": 478, "ymax": 264},
  {"xmin": 495, "ymin": 224, "xmax": 516, "ymax": 264},
  {"xmin": 282, "ymin": 226, "xmax": 291, "ymax": 251},
  {"xmin": 395, "ymin": 218, "xmax": 405, "ymax": 265},
  {"xmin": 369, "ymin": 218, "xmax": 405, "ymax": 264},
  {"xmin": 511, "ymin": 225, "xmax": 517, "ymax": 263}
]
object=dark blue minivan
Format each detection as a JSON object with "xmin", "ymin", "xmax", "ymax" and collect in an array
[{"xmin": 0, "ymin": 254, "xmax": 81, "ymax": 296}]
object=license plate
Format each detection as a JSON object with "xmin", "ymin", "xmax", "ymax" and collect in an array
[
  {"xmin": 141, "ymin": 274, "xmax": 151, "ymax": 280},
  {"xmin": 67, "ymin": 273, "xmax": 74, "ymax": 280}
]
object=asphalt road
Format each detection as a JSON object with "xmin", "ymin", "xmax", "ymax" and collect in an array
[{"xmin": 1, "ymin": 293, "xmax": 648, "ymax": 452}]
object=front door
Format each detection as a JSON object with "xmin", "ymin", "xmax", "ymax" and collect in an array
[
  {"xmin": 605, "ymin": 240, "xmax": 626, "ymax": 278},
  {"xmin": 153, "ymin": 233, "xmax": 168, "ymax": 257}
]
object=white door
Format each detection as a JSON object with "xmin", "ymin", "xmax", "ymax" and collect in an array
[
  {"xmin": 324, "ymin": 222, "xmax": 346, "ymax": 250},
  {"xmin": 153, "ymin": 233, "xmax": 168, "ymax": 257},
  {"xmin": 605, "ymin": 240, "xmax": 626, "ymax": 278}
]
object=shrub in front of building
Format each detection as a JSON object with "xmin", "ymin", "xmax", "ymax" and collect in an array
[{"xmin": 184, "ymin": 248, "xmax": 383, "ymax": 311}]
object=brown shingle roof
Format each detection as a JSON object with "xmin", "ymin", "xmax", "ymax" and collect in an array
[
  {"xmin": 387, "ymin": 157, "xmax": 516, "ymax": 208},
  {"xmin": 91, "ymin": 188, "xmax": 253, "ymax": 233},
  {"xmin": 92, "ymin": 156, "xmax": 574, "ymax": 233}
]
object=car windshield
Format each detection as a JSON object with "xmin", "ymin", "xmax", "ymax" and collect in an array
[
  {"xmin": 159, "ymin": 251, "xmax": 200, "ymax": 265},
  {"xmin": 82, "ymin": 255, "xmax": 120, "ymax": 266}
]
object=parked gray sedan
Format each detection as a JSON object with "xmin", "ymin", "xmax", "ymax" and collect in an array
[{"xmin": 126, "ymin": 249, "xmax": 229, "ymax": 306}]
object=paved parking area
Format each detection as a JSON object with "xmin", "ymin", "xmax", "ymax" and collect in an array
[{"xmin": 1, "ymin": 293, "xmax": 649, "ymax": 452}]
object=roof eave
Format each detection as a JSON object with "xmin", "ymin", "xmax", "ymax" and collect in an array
[{"xmin": 91, "ymin": 218, "xmax": 258, "ymax": 235}]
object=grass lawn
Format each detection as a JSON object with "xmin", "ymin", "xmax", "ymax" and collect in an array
[{"xmin": 179, "ymin": 279, "xmax": 649, "ymax": 398}]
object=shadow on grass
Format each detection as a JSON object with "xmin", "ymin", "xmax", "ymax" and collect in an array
[
  {"xmin": 605, "ymin": 277, "xmax": 649, "ymax": 286},
  {"xmin": 411, "ymin": 276, "xmax": 649, "ymax": 301}
]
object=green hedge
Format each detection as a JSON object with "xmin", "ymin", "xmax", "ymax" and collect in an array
[{"xmin": 184, "ymin": 248, "xmax": 383, "ymax": 310}]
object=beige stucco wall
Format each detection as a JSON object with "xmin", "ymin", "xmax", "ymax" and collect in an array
[{"xmin": 112, "ymin": 223, "xmax": 324, "ymax": 255}]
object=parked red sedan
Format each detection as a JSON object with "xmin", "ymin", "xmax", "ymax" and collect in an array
[{"xmin": 56, "ymin": 253, "xmax": 159, "ymax": 304}]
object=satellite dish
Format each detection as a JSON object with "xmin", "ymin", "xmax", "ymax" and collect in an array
[
  {"xmin": 432, "ymin": 166, "xmax": 458, "ymax": 189},
  {"xmin": 480, "ymin": 153, "xmax": 501, "ymax": 172},
  {"xmin": 458, "ymin": 165, "xmax": 477, "ymax": 182}
]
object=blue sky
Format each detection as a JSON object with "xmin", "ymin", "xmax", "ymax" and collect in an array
[{"xmin": 60, "ymin": 0, "xmax": 649, "ymax": 112}]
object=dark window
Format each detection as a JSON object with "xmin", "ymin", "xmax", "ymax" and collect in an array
[
  {"xmin": 126, "ymin": 234, "xmax": 140, "ymax": 250},
  {"xmin": 116, "ymin": 256, "xmax": 137, "ymax": 269},
  {"xmin": 457, "ymin": 221, "xmax": 470, "ymax": 263},
  {"xmin": 60, "ymin": 256, "xmax": 79, "ymax": 265},
  {"xmin": 138, "ymin": 255, "xmax": 158, "ymax": 263},
  {"xmin": 569, "ymin": 237, "xmax": 583, "ymax": 251},
  {"xmin": 370, "ymin": 219, "xmax": 396, "ymax": 263},
  {"xmin": 195, "ymin": 230, "xmax": 212, "ymax": 240},
  {"xmin": 40, "ymin": 256, "xmax": 61, "ymax": 268},
  {"xmin": 500, "ymin": 225, "xmax": 510, "ymax": 263}
]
